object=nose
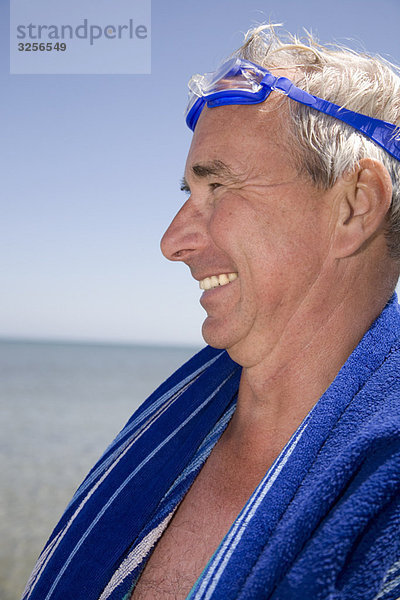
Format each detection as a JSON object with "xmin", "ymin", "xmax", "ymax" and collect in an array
[{"xmin": 160, "ymin": 198, "xmax": 208, "ymax": 263}]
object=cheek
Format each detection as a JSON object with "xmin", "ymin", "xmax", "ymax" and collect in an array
[
  {"xmin": 208, "ymin": 195, "xmax": 266, "ymax": 254},
  {"xmin": 208, "ymin": 195, "xmax": 291, "ymax": 268},
  {"xmin": 208, "ymin": 194, "xmax": 328, "ymax": 282}
]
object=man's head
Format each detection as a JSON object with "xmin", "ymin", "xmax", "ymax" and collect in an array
[{"xmin": 161, "ymin": 26, "xmax": 400, "ymax": 362}]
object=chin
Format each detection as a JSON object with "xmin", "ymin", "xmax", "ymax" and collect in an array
[
  {"xmin": 202, "ymin": 315, "xmax": 273, "ymax": 368},
  {"xmin": 201, "ymin": 329, "xmax": 228, "ymax": 350},
  {"xmin": 201, "ymin": 318, "xmax": 232, "ymax": 350},
  {"xmin": 201, "ymin": 316, "xmax": 247, "ymax": 354}
]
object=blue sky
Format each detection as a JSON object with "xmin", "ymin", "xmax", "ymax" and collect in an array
[{"xmin": 2, "ymin": 0, "xmax": 400, "ymax": 346}]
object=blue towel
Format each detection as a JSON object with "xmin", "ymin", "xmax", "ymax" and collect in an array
[{"xmin": 23, "ymin": 295, "xmax": 400, "ymax": 600}]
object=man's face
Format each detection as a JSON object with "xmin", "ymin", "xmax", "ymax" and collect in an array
[{"xmin": 161, "ymin": 102, "xmax": 336, "ymax": 367}]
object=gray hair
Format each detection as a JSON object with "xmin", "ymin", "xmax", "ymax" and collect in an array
[{"xmin": 236, "ymin": 25, "xmax": 400, "ymax": 259}]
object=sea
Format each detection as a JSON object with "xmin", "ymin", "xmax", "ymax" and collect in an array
[{"xmin": 0, "ymin": 338, "xmax": 199, "ymax": 600}]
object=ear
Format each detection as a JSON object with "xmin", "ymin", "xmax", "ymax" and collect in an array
[{"xmin": 333, "ymin": 158, "xmax": 392, "ymax": 258}]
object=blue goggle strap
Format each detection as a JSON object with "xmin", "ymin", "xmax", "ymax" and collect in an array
[
  {"xmin": 266, "ymin": 74, "xmax": 400, "ymax": 162},
  {"xmin": 187, "ymin": 69, "xmax": 400, "ymax": 162}
]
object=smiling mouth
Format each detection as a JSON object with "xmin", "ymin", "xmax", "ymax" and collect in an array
[{"xmin": 199, "ymin": 272, "xmax": 238, "ymax": 290}]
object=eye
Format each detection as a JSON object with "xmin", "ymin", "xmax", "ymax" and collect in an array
[
  {"xmin": 209, "ymin": 182, "xmax": 222, "ymax": 191},
  {"xmin": 180, "ymin": 182, "xmax": 191, "ymax": 195}
]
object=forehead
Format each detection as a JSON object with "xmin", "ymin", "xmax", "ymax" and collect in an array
[{"xmin": 185, "ymin": 101, "xmax": 294, "ymax": 181}]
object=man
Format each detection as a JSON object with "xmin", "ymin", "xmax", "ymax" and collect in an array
[{"xmin": 23, "ymin": 26, "xmax": 400, "ymax": 600}]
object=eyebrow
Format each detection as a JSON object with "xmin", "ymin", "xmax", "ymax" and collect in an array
[
  {"xmin": 180, "ymin": 160, "xmax": 239, "ymax": 191},
  {"xmin": 192, "ymin": 160, "xmax": 236, "ymax": 179}
]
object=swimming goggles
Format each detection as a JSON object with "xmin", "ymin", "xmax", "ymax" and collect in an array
[{"xmin": 185, "ymin": 57, "xmax": 400, "ymax": 162}]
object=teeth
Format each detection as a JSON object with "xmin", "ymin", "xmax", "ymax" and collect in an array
[
  {"xmin": 199, "ymin": 272, "xmax": 238, "ymax": 290},
  {"xmin": 210, "ymin": 275, "xmax": 219, "ymax": 288}
]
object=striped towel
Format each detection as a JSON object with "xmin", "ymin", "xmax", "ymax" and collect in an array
[{"xmin": 22, "ymin": 295, "xmax": 400, "ymax": 600}]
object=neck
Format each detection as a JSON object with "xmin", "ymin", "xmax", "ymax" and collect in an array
[{"xmin": 229, "ymin": 254, "xmax": 398, "ymax": 442}]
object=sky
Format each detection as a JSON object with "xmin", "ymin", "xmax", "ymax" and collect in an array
[{"xmin": 2, "ymin": 0, "xmax": 400, "ymax": 346}]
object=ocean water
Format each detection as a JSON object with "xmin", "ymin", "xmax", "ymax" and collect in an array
[{"xmin": 0, "ymin": 339, "xmax": 199, "ymax": 600}]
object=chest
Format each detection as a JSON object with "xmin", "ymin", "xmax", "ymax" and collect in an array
[{"xmin": 130, "ymin": 443, "xmax": 276, "ymax": 600}]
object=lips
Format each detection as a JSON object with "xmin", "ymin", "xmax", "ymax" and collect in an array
[{"xmin": 199, "ymin": 272, "xmax": 238, "ymax": 290}]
